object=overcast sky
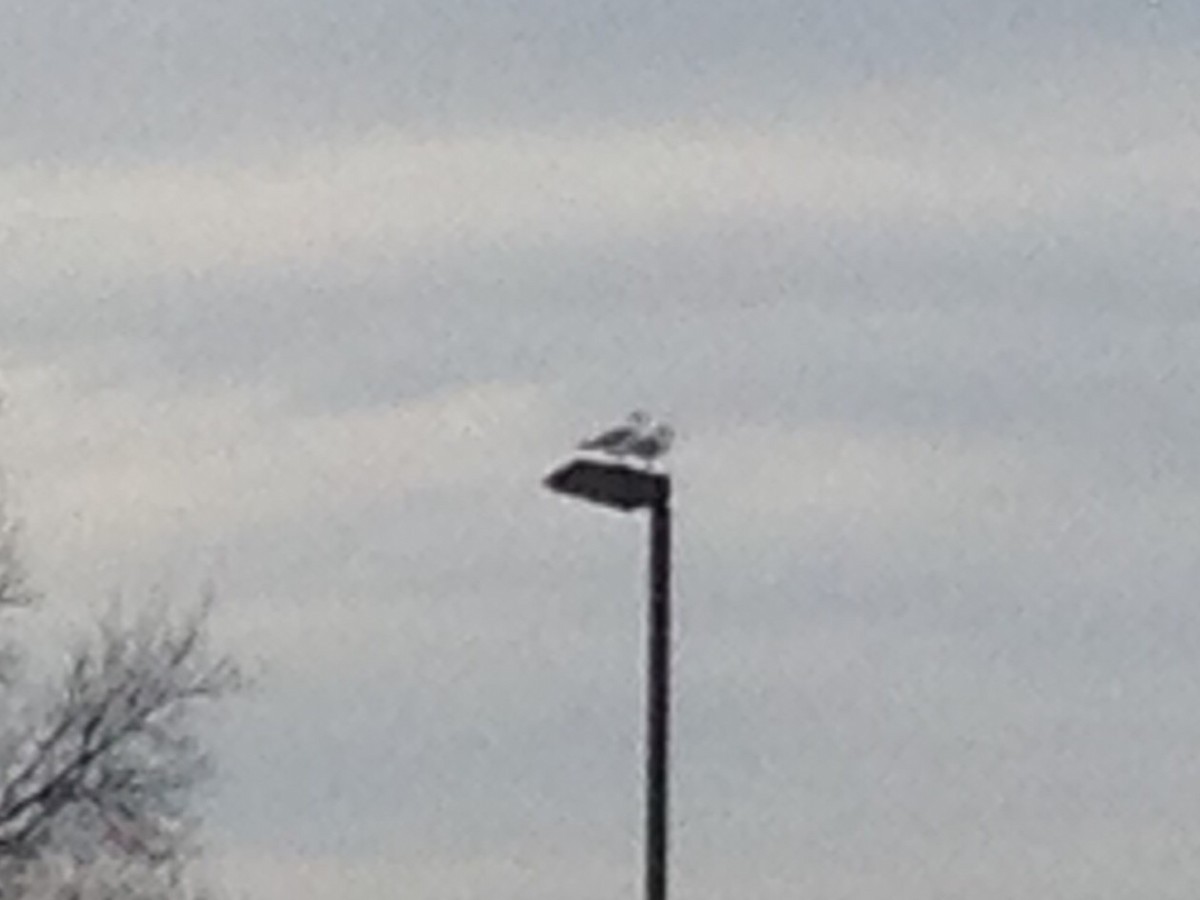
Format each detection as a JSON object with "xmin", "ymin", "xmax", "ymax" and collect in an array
[{"xmin": 3, "ymin": 1, "xmax": 1200, "ymax": 898}]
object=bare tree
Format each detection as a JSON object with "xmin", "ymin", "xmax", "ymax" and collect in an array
[
  {"xmin": 0, "ymin": 508, "xmax": 239, "ymax": 900},
  {"xmin": 0, "ymin": 599, "xmax": 239, "ymax": 898},
  {"xmin": 0, "ymin": 411, "xmax": 240, "ymax": 897}
]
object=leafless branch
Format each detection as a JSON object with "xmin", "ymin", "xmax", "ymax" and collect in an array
[{"xmin": 0, "ymin": 600, "xmax": 240, "ymax": 896}]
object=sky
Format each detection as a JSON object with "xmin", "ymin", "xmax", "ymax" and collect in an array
[{"xmin": 3, "ymin": 1, "xmax": 1200, "ymax": 897}]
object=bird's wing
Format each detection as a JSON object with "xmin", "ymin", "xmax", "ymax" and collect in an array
[
  {"xmin": 579, "ymin": 424, "xmax": 636, "ymax": 451},
  {"xmin": 624, "ymin": 434, "xmax": 657, "ymax": 459},
  {"xmin": 626, "ymin": 426, "xmax": 674, "ymax": 459}
]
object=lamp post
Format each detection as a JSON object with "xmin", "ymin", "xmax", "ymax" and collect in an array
[{"xmin": 543, "ymin": 457, "xmax": 674, "ymax": 900}]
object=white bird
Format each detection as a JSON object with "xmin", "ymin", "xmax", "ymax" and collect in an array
[
  {"xmin": 578, "ymin": 411, "xmax": 650, "ymax": 455},
  {"xmin": 623, "ymin": 422, "xmax": 674, "ymax": 466}
]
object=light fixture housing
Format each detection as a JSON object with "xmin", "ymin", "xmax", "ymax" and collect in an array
[{"xmin": 543, "ymin": 457, "xmax": 670, "ymax": 512}]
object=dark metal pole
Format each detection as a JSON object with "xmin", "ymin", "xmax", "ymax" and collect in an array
[{"xmin": 645, "ymin": 486, "xmax": 672, "ymax": 900}]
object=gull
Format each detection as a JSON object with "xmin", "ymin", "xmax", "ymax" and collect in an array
[{"xmin": 578, "ymin": 411, "xmax": 651, "ymax": 456}]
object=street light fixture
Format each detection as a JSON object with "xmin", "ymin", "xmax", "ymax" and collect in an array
[{"xmin": 543, "ymin": 455, "xmax": 674, "ymax": 900}]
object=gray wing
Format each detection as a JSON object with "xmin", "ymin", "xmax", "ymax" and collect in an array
[
  {"xmin": 624, "ymin": 434, "xmax": 659, "ymax": 459},
  {"xmin": 579, "ymin": 424, "xmax": 636, "ymax": 452},
  {"xmin": 626, "ymin": 425, "xmax": 673, "ymax": 460}
]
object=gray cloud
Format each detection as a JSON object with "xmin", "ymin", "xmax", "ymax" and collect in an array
[{"xmin": 4, "ymin": 0, "xmax": 1197, "ymax": 159}]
